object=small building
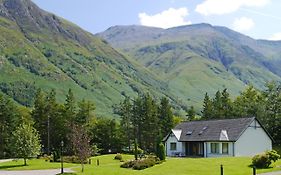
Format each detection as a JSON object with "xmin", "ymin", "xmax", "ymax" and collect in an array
[{"xmin": 163, "ymin": 117, "xmax": 273, "ymax": 157}]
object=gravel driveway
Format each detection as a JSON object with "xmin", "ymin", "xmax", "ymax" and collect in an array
[
  {"xmin": 0, "ymin": 168, "xmax": 74, "ymax": 175},
  {"xmin": 258, "ymin": 171, "xmax": 281, "ymax": 175}
]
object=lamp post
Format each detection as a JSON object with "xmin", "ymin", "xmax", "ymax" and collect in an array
[{"xmin": 61, "ymin": 141, "xmax": 64, "ymax": 174}]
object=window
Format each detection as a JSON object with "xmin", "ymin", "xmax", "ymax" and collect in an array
[
  {"xmin": 170, "ymin": 142, "xmax": 177, "ymax": 150},
  {"xmin": 211, "ymin": 143, "xmax": 219, "ymax": 154},
  {"xmin": 222, "ymin": 143, "xmax": 229, "ymax": 154}
]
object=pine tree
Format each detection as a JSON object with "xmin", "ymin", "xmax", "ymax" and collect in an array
[
  {"xmin": 221, "ymin": 89, "xmax": 233, "ymax": 118},
  {"xmin": 131, "ymin": 96, "xmax": 144, "ymax": 149},
  {"xmin": 64, "ymin": 89, "xmax": 76, "ymax": 124},
  {"xmin": 76, "ymin": 99, "xmax": 95, "ymax": 125},
  {"xmin": 202, "ymin": 93, "xmax": 213, "ymax": 119},
  {"xmin": 142, "ymin": 93, "xmax": 158, "ymax": 152},
  {"xmin": 158, "ymin": 97, "xmax": 173, "ymax": 137},
  {"xmin": 118, "ymin": 97, "xmax": 133, "ymax": 151},
  {"xmin": 186, "ymin": 106, "xmax": 196, "ymax": 121},
  {"xmin": 213, "ymin": 90, "xmax": 224, "ymax": 118},
  {"xmin": 31, "ymin": 89, "xmax": 48, "ymax": 153}
]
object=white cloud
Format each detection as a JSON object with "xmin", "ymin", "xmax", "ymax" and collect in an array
[
  {"xmin": 269, "ymin": 32, "xmax": 281, "ymax": 41},
  {"xmin": 195, "ymin": 0, "xmax": 270, "ymax": 16},
  {"xmin": 232, "ymin": 17, "xmax": 255, "ymax": 32},
  {"xmin": 139, "ymin": 8, "xmax": 191, "ymax": 29}
]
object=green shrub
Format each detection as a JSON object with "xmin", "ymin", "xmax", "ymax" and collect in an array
[
  {"xmin": 158, "ymin": 143, "xmax": 166, "ymax": 161},
  {"xmin": 267, "ymin": 150, "xmax": 280, "ymax": 162},
  {"xmin": 252, "ymin": 150, "xmax": 280, "ymax": 168},
  {"xmin": 63, "ymin": 156, "xmax": 88, "ymax": 164},
  {"xmin": 121, "ymin": 156, "xmax": 162, "ymax": 170},
  {"xmin": 114, "ymin": 153, "xmax": 122, "ymax": 161},
  {"xmin": 252, "ymin": 154, "xmax": 271, "ymax": 168},
  {"xmin": 120, "ymin": 160, "xmax": 135, "ymax": 168}
]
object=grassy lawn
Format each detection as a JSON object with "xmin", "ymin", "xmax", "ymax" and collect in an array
[
  {"xmin": 1, "ymin": 155, "xmax": 281, "ymax": 175},
  {"xmin": 0, "ymin": 158, "xmax": 76, "ymax": 170},
  {"xmin": 71, "ymin": 155, "xmax": 281, "ymax": 175}
]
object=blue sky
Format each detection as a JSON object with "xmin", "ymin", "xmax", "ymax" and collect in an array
[{"xmin": 32, "ymin": 0, "xmax": 281, "ymax": 40}]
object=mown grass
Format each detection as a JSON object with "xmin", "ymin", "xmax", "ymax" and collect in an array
[
  {"xmin": 1, "ymin": 155, "xmax": 281, "ymax": 175},
  {"xmin": 0, "ymin": 158, "xmax": 76, "ymax": 170}
]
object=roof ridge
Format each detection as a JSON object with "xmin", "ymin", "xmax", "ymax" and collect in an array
[{"xmin": 180, "ymin": 117, "xmax": 255, "ymax": 123}]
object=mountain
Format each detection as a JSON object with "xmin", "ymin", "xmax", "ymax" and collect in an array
[
  {"xmin": 98, "ymin": 24, "xmax": 281, "ymax": 108},
  {"xmin": 0, "ymin": 0, "xmax": 184, "ymax": 116}
]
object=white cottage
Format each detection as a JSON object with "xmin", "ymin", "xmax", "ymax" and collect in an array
[{"xmin": 163, "ymin": 117, "xmax": 273, "ymax": 157}]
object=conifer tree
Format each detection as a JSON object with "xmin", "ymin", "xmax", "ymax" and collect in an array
[
  {"xmin": 158, "ymin": 97, "xmax": 173, "ymax": 137},
  {"xmin": 202, "ymin": 93, "xmax": 213, "ymax": 119}
]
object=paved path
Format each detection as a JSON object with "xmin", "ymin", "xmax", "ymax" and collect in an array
[
  {"xmin": 0, "ymin": 159, "xmax": 13, "ymax": 164},
  {"xmin": 258, "ymin": 171, "xmax": 281, "ymax": 175},
  {"xmin": 0, "ymin": 168, "xmax": 74, "ymax": 175}
]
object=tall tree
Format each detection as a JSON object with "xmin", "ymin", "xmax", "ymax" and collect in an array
[
  {"xmin": 11, "ymin": 124, "xmax": 41, "ymax": 166},
  {"xmin": 76, "ymin": 99, "xmax": 95, "ymax": 125},
  {"xmin": 233, "ymin": 85, "xmax": 263, "ymax": 118},
  {"xmin": 186, "ymin": 106, "xmax": 196, "ymax": 121},
  {"xmin": 70, "ymin": 124, "xmax": 91, "ymax": 172},
  {"xmin": 142, "ymin": 93, "xmax": 159, "ymax": 152},
  {"xmin": 0, "ymin": 94, "xmax": 19, "ymax": 158},
  {"xmin": 131, "ymin": 96, "xmax": 144, "ymax": 149},
  {"xmin": 202, "ymin": 93, "xmax": 213, "ymax": 119},
  {"xmin": 117, "ymin": 97, "xmax": 133, "ymax": 151},
  {"xmin": 31, "ymin": 89, "xmax": 47, "ymax": 147},
  {"xmin": 263, "ymin": 82, "xmax": 281, "ymax": 144},
  {"xmin": 213, "ymin": 90, "xmax": 224, "ymax": 118},
  {"xmin": 158, "ymin": 97, "xmax": 173, "ymax": 137},
  {"xmin": 221, "ymin": 89, "xmax": 233, "ymax": 118},
  {"xmin": 64, "ymin": 89, "xmax": 76, "ymax": 124}
]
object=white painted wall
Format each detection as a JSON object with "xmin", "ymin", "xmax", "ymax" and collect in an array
[
  {"xmin": 205, "ymin": 142, "xmax": 234, "ymax": 157},
  {"xmin": 165, "ymin": 134, "xmax": 185, "ymax": 156},
  {"xmin": 235, "ymin": 120, "xmax": 272, "ymax": 156}
]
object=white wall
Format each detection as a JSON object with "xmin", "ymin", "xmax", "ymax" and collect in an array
[
  {"xmin": 235, "ymin": 120, "xmax": 272, "ymax": 156},
  {"xmin": 205, "ymin": 142, "xmax": 234, "ymax": 157},
  {"xmin": 165, "ymin": 134, "xmax": 184, "ymax": 156}
]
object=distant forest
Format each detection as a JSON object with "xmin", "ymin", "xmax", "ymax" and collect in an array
[{"xmin": 0, "ymin": 82, "xmax": 280, "ymax": 159}]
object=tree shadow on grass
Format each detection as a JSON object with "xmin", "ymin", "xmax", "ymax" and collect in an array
[{"xmin": 0, "ymin": 164, "xmax": 26, "ymax": 170}]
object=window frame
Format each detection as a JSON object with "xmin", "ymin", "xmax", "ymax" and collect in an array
[
  {"xmin": 170, "ymin": 142, "xmax": 177, "ymax": 151},
  {"xmin": 210, "ymin": 143, "xmax": 219, "ymax": 154},
  {"xmin": 222, "ymin": 143, "xmax": 229, "ymax": 154}
]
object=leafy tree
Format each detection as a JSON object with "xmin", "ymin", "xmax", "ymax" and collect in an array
[
  {"xmin": 89, "ymin": 118, "xmax": 122, "ymax": 154},
  {"xmin": 11, "ymin": 124, "xmax": 41, "ymax": 166},
  {"xmin": 262, "ymin": 82, "xmax": 281, "ymax": 144},
  {"xmin": 233, "ymin": 85, "xmax": 263, "ymax": 118},
  {"xmin": 70, "ymin": 124, "xmax": 91, "ymax": 172},
  {"xmin": 0, "ymin": 94, "xmax": 20, "ymax": 158}
]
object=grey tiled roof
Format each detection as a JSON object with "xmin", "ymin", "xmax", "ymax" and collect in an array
[{"xmin": 174, "ymin": 117, "xmax": 255, "ymax": 142}]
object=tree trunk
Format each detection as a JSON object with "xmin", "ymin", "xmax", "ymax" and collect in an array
[
  {"xmin": 24, "ymin": 158, "xmax": 27, "ymax": 166},
  {"xmin": 81, "ymin": 162, "xmax": 84, "ymax": 172}
]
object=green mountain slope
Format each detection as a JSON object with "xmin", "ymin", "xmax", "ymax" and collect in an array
[
  {"xmin": 98, "ymin": 24, "xmax": 281, "ymax": 108},
  {"xmin": 0, "ymin": 0, "xmax": 183, "ymax": 116}
]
